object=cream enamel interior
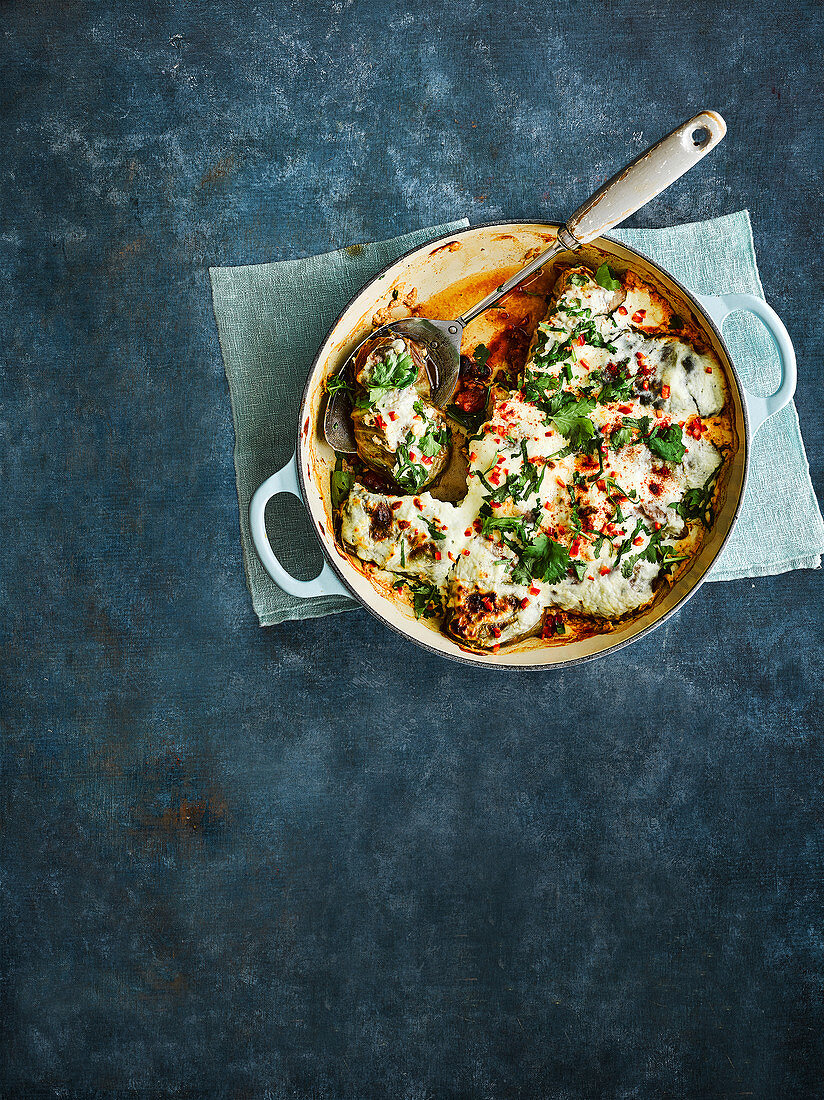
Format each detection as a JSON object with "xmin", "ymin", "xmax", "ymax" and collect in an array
[{"xmin": 297, "ymin": 223, "xmax": 747, "ymax": 668}]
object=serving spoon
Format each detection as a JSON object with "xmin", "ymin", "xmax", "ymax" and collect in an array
[{"xmin": 324, "ymin": 110, "xmax": 726, "ymax": 453}]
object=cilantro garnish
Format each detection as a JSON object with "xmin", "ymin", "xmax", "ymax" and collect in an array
[
  {"xmin": 327, "ymin": 373, "xmax": 354, "ymax": 397},
  {"xmin": 613, "ymin": 416, "xmax": 686, "ymax": 464},
  {"xmin": 614, "ymin": 518, "xmax": 647, "ymax": 570},
  {"xmin": 622, "ymin": 414, "xmax": 653, "ymax": 436},
  {"xmin": 331, "ymin": 468, "xmax": 354, "ymax": 508},
  {"xmin": 669, "ymin": 467, "xmax": 719, "ymax": 529},
  {"xmin": 481, "ymin": 514, "xmax": 533, "ymax": 543},
  {"xmin": 646, "ymin": 424, "xmax": 687, "ymax": 464},
  {"xmin": 572, "ymin": 318, "xmax": 617, "ymax": 353},
  {"xmin": 609, "ymin": 425, "xmax": 634, "ymax": 449},
  {"xmin": 446, "ymin": 404, "xmax": 487, "ymax": 433},
  {"xmin": 547, "ymin": 394, "xmax": 596, "ymax": 448},
  {"xmin": 604, "ymin": 476, "xmax": 636, "ymax": 501},
  {"xmin": 567, "ymin": 484, "xmax": 585, "ymax": 538},
  {"xmin": 592, "ymin": 533, "xmax": 609, "ymax": 557},
  {"xmin": 529, "ymin": 327, "xmax": 575, "ymax": 372},
  {"xmin": 595, "ymin": 263, "xmax": 621, "ymax": 291},
  {"xmin": 569, "ymin": 559, "xmax": 587, "ymax": 582},
  {"xmin": 363, "ymin": 347, "xmax": 417, "ymax": 404},
  {"xmin": 597, "ymin": 366, "xmax": 635, "ymax": 405},
  {"xmin": 581, "ymin": 434, "xmax": 605, "ymax": 481},
  {"xmin": 407, "ymin": 581, "xmax": 443, "ymax": 619},
  {"xmin": 476, "ymin": 442, "xmax": 545, "ymax": 508},
  {"xmin": 603, "ymin": 477, "xmax": 636, "ymax": 526},
  {"xmin": 473, "ymin": 343, "xmax": 491, "ymax": 371},
  {"xmin": 393, "ymin": 434, "xmax": 429, "ymax": 492},
  {"xmin": 510, "ymin": 534, "xmax": 572, "ymax": 586},
  {"xmin": 521, "ymin": 371, "xmax": 562, "ymax": 404},
  {"xmin": 419, "ymin": 420, "xmax": 450, "ymax": 457},
  {"xmin": 620, "ymin": 526, "xmax": 689, "ymax": 579}
]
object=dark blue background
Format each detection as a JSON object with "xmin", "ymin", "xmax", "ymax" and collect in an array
[{"xmin": 2, "ymin": 2, "xmax": 823, "ymax": 1096}]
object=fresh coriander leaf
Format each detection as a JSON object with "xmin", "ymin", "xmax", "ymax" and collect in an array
[
  {"xmin": 597, "ymin": 367, "xmax": 635, "ymax": 404},
  {"xmin": 474, "ymin": 343, "xmax": 491, "ymax": 371},
  {"xmin": 481, "ymin": 514, "xmax": 532, "ymax": 542},
  {"xmin": 567, "ymin": 415, "xmax": 595, "ymax": 450},
  {"xmin": 547, "ymin": 395, "xmax": 596, "ymax": 444},
  {"xmin": 521, "ymin": 372, "xmax": 561, "ymax": 404},
  {"xmin": 604, "ymin": 476, "xmax": 633, "ymax": 500},
  {"xmin": 661, "ymin": 552, "xmax": 690, "ymax": 571},
  {"xmin": 647, "ymin": 425, "xmax": 687, "ymax": 464},
  {"xmin": 595, "ymin": 263, "xmax": 621, "ymax": 291},
  {"xmin": 620, "ymin": 527, "xmax": 685, "ymax": 579},
  {"xmin": 621, "ymin": 415, "xmax": 653, "ymax": 436},
  {"xmin": 393, "ymin": 436, "xmax": 429, "ymax": 492},
  {"xmin": 446, "ymin": 404, "xmax": 487, "ymax": 433},
  {"xmin": 364, "ymin": 348, "xmax": 418, "ymax": 403},
  {"xmin": 610, "ymin": 426, "xmax": 633, "ymax": 449},
  {"xmin": 592, "ymin": 533, "xmax": 609, "ymax": 557},
  {"xmin": 669, "ymin": 467, "xmax": 719, "ymax": 529},
  {"xmin": 614, "ymin": 518, "xmax": 647, "ymax": 570},
  {"xmin": 407, "ymin": 581, "xmax": 443, "ymax": 619},
  {"xmin": 516, "ymin": 534, "xmax": 572, "ymax": 585},
  {"xmin": 327, "ymin": 373, "xmax": 354, "ymax": 397},
  {"xmin": 331, "ymin": 469, "xmax": 354, "ymax": 508},
  {"xmin": 475, "ymin": 465, "xmax": 496, "ymax": 493},
  {"xmin": 419, "ymin": 421, "xmax": 450, "ymax": 457},
  {"xmin": 573, "ymin": 318, "xmax": 617, "ymax": 353},
  {"xmin": 570, "ymin": 559, "xmax": 587, "ymax": 582}
]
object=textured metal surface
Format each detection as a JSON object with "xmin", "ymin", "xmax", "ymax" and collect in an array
[{"xmin": 2, "ymin": 0, "xmax": 823, "ymax": 1096}]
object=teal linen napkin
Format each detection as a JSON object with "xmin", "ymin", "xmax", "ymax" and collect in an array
[
  {"xmin": 612, "ymin": 211, "xmax": 824, "ymax": 583},
  {"xmin": 210, "ymin": 220, "xmax": 470, "ymax": 625},
  {"xmin": 210, "ymin": 211, "xmax": 824, "ymax": 626}
]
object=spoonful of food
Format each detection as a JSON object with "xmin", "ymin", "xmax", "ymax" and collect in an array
[{"xmin": 324, "ymin": 110, "xmax": 726, "ymax": 453}]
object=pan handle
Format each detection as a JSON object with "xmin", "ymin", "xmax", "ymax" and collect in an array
[
  {"xmin": 249, "ymin": 455, "xmax": 351, "ymax": 599},
  {"xmin": 695, "ymin": 292, "xmax": 797, "ymax": 435}
]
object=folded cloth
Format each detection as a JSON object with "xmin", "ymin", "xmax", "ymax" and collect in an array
[
  {"xmin": 611, "ymin": 211, "xmax": 824, "ymax": 582},
  {"xmin": 210, "ymin": 211, "xmax": 823, "ymax": 626},
  {"xmin": 210, "ymin": 220, "xmax": 469, "ymax": 625}
]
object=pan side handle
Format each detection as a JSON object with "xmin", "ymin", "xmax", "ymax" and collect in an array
[
  {"xmin": 249, "ymin": 454, "xmax": 351, "ymax": 599},
  {"xmin": 696, "ymin": 292, "xmax": 797, "ymax": 435}
]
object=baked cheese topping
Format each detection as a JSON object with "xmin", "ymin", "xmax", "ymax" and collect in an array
[
  {"xmin": 347, "ymin": 335, "xmax": 451, "ymax": 491},
  {"xmin": 337, "ymin": 264, "xmax": 730, "ymax": 651}
]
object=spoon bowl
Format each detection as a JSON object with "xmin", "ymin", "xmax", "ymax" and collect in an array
[{"xmin": 323, "ymin": 317, "xmax": 464, "ymax": 453}]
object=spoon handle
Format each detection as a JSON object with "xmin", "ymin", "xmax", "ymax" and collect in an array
[
  {"xmin": 457, "ymin": 238, "xmax": 567, "ymax": 326},
  {"xmin": 565, "ymin": 110, "xmax": 726, "ymax": 243},
  {"xmin": 458, "ymin": 110, "xmax": 726, "ymax": 327}
]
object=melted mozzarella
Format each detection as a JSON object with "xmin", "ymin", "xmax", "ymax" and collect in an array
[
  {"xmin": 543, "ymin": 556, "xmax": 660, "ymax": 618},
  {"xmin": 338, "ymin": 264, "xmax": 729, "ymax": 642},
  {"xmin": 356, "ymin": 386, "xmax": 448, "ymax": 469}
]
